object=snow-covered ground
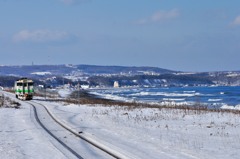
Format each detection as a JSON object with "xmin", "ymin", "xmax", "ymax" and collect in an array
[
  {"xmin": 1, "ymin": 91, "xmax": 240, "ymax": 158},
  {"xmin": 0, "ymin": 94, "xmax": 69, "ymax": 158}
]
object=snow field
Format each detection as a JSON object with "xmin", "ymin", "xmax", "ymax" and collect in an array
[
  {"xmin": 0, "ymin": 106, "xmax": 68, "ymax": 159},
  {"xmin": 1, "ymin": 90, "xmax": 240, "ymax": 159},
  {"xmin": 43, "ymin": 101, "xmax": 240, "ymax": 159}
]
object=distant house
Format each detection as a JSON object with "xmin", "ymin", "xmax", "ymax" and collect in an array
[{"xmin": 113, "ymin": 81, "xmax": 120, "ymax": 88}]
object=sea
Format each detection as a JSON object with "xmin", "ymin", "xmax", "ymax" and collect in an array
[{"xmin": 90, "ymin": 86, "xmax": 240, "ymax": 109}]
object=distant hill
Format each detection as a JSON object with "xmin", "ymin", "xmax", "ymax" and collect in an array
[
  {"xmin": 0, "ymin": 64, "xmax": 177, "ymax": 77},
  {"xmin": 75, "ymin": 65, "xmax": 177, "ymax": 75},
  {"xmin": 0, "ymin": 64, "xmax": 240, "ymax": 87},
  {"xmin": 88, "ymin": 74, "xmax": 214, "ymax": 87}
]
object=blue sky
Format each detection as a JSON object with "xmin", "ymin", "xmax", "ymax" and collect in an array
[{"xmin": 0, "ymin": 0, "xmax": 240, "ymax": 72}]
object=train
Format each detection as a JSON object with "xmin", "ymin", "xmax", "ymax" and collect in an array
[{"xmin": 14, "ymin": 78, "xmax": 34, "ymax": 100}]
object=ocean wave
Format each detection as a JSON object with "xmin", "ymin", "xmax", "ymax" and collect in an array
[
  {"xmin": 208, "ymin": 99, "xmax": 223, "ymax": 102},
  {"xmin": 129, "ymin": 91, "xmax": 200, "ymax": 97},
  {"xmin": 220, "ymin": 104, "xmax": 240, "ymax": 110},
  {"xmin": 162, "ymin": 98, "xmax": 185, "ymax": 101},
  {"xmin": 183, "ymin": 91, "xmax": 196, "ymax": 93},
  {"xmin": 90, "ymin": 92, "xmax": 131, "ymax": 102}
]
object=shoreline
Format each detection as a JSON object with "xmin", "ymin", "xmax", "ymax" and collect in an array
[{"xmin": 59, "ymin": 90, "xmax": 240, "ymax": 115}]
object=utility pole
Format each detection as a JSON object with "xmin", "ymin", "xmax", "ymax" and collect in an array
[
  {"xmin": 78, "ymin": 82, "xmax": 80, "ymax": 105},
  {"xmin": 44, "ymin": 84, "xmax": 46, "ymax": 100}
]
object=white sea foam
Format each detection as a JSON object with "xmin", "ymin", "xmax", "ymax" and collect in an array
[
  {"xmin": 208, "ymin": 99, "xmax": 222, "ymax": 102},
  {"xmin": 183, "ymin": 91, "xmax": 196, "ymax": 93},
  {"xmin": 130, "ymin": 91, "xmax": 199, "ymax": 97},
  {"xmin": 221, "ymin": 104, "xmax": 240, "ymax": 110},
  {"xmin": 90, "ymin": 92, "xmax": 131, "ymax": 102},
  {"xmin": 162, "ymin": 98, "xmax": 185, "ymax": 101}
]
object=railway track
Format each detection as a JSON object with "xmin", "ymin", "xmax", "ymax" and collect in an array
[
  {"xmin": 27, "ymin": 101, "xmax": 128, "ymax": 159},
  {"xmin": 29, "ymin": 102, "xmax": 84, "ymax": 159}
]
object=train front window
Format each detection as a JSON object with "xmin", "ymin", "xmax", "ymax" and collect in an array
[
  {"xmin": 17, "ymin": 83, "xmax": 22, "ymax": 86},
  {"xmin": 28, "ymin": 82, "xmax": 33, "ymax": 86}
]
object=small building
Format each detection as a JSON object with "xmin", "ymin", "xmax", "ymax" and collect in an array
[{"xmin": 113, "ymin": 81, "xmax": 120, "ymax": 88}]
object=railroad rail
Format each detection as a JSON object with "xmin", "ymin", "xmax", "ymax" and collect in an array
[
  {"xmin": 28, "ymin": 101, "xmax": 129, "ymax": 159},
  {"xmin": 29, "ymin": 102, "xmax": 84, "ymax": 159}
]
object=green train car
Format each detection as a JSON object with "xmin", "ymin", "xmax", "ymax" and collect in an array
[{"xmin": 14, "ymin": 78, "xmax": 34, "ymax": 100}]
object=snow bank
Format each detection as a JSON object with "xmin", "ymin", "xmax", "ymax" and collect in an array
[{"xmin": 31, "ymin": 72, "xmax": 52, "ymax": 75}]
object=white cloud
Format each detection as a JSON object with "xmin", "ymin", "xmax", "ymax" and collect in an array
[
  {"xmin": 231, "ymin": 15, "xmax": 240, "ymax": 26},
  {"xmin": 135, "ymin": 19, "xmax": 148, "ymax": 25},
  {"xmin": 13, "ymin": 30, "xmax": 69, "ymax": 43},
  {"xmin": 135, "ymin": 9, "xmax": 180, "ymax": 25},
  {"xmin": 151, "ymin": 9, "xmax": 180, "ymax": 22}
]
